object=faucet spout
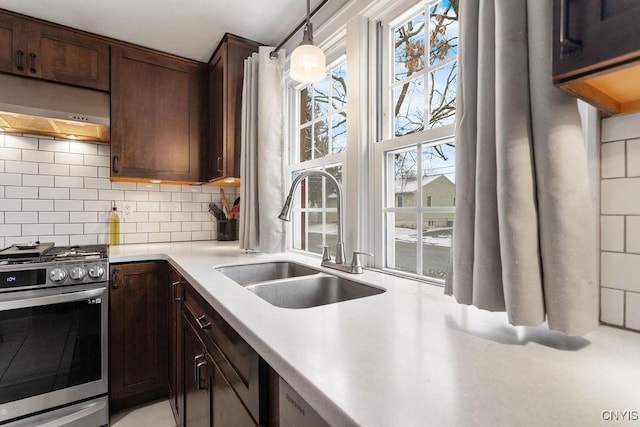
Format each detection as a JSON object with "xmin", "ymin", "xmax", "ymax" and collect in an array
[{"xmin": 278, "ymin": 170, "xmax": 346, "ymax": 265}]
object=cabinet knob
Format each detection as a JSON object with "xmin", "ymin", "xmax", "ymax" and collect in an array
[
  {"xmin": 112, "ymin": 156, "xmax": 120, "ymax": 173},
  {"xmin": 112, "ymin": 269, "xmax": 119, "ymax": 288},
  {"xmin": 196, "ymin": 314, "xmax": 212, "ymax": 330}
]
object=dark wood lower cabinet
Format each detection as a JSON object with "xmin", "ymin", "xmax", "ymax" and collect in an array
[
  {"xmin": 168, "ymin": 266, "xmax": 184, "ymax": 426},
  {"xmin": 183, "ymin": 314, "xmax": 212, "ymax": 426},
  {"xmin": 109, "ymin": 262, "xmax": 169, "ymax": 412}
]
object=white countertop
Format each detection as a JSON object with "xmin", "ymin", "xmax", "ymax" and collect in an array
[{"xmin": 110, "ymin": 241, "xmax": 640, "ymax": 427}]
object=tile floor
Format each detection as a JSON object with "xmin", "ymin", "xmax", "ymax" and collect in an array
[{"xmin": 110, "ymin": 399, "xmax": 176, "ymax": 427}]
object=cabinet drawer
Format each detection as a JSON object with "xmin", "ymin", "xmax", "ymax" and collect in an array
[{"xmin": 183, "ymin": 284, "xmax": 262, "ymax": 420}]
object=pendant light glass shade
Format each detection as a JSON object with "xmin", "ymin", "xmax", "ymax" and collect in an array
[
  {"xmin": 289, "ymin": 0, "xmax": 326, "ymax": 84},
  {"xmin": 290, "ymin": 43, "xmax": 326, "ymax": 83}
]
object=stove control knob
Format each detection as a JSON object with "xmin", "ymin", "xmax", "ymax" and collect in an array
[
  {"xmin": 50, "ymin": 268, "xmax": 67, "ymax": 283},
  {"xmin": 69, "ymin": 267, "xmax": 87, "ymax": 281},
  {"xmin": 88, "ymin": 265, "xmax": 105, "ymax": 279}
]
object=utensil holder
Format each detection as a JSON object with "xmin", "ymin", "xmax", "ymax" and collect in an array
[{"xmin": 217, "ymin": 219, "xmax": 237, "ymax": 241}]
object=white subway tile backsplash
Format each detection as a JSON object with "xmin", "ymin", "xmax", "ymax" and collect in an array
[
  {"xmin": 627, "ymin": 217, "xmax": 640, "ymax": 254},
  {"xmin": 5, "ymin": 135, "xmax": 38, "ymax": 149},
  {"xmin": 601, "ymin": 141, "xmax": 626, "ymax": 178},
  {"xmin": 601, "ymin": 252, "xmax": 640, "ymax": 292},
  {"xmin": 70, "ymin": 234, "xmax": 98, "ymax": 245},
  {"xmin": 39, "ymin": 212, "xmax": 69, "ymax": 223},
  {"xmin": 55, "ymin": 152, "xmax": 84, "ymax": 165},
  {"xmin": 55, "ymin": 176, "xmax": 84, "ymax": 188},
  {"xmin": 6, "ymin": 186, "xmax": 38, "ymax": 199},
  {"xmin": 39, "ymin": 139, "xmax": 69, "ymax": 152},
  {"xmin": 69, "ymin": 141, "xmax": 97, "ymax": 155},
  {"xmin": 69, "ymin": 165, "xmax": 98, "ymax": 177},
  {"xmin": 125, "ymin": 191, "xmax": 148, "ymax": 201},
  {"xmin": 24, "ymin": 174, "xmax": 54, "ymax": 187},
  {"xmin": 23, "ymin": 150, "xmax": 53, "ymax": 163},
  {"xmin": 0, "ymin": 173, "xmax": 21, "ymax": 185},
  {"xmin": 22, "ymin": 200, "xmax": 53, "ymax": 211},
  {"xmin": 626, "ymin": 292, "xmax": 640, "ymax": 331},
  {"xmin": 22, "ymin": 223, "xmax": 53, "ymax": 236},
  {"xmin": 0, "ymin": 148, "xmax": 21, "ymax": 161},
  {"xmin": 149, "ymin": 212, "xmax": 171, "ymax": 222},
  {"xmin": 0, "ymin": 224, "xmax": 21, "ymax": 236},
  {"xmin": 0, "ymin": 133, "xmax": 227, "ymax": 248},
  {"xmin": 149, "ymin": 232, "xmax": 171, "ymax": 243},
  {"xmin": 84, "ymin": 177, "xmax": 111, "ymax": 189},
  {"xmin": 600, "ymin": 288, "xmax": 625, "ymax": 326},
  {"xmin": 70, "ymin": 189, "xmax": 98, "ymax": 200},
  {"xmin": 69, "ymin": 212, "xmax": 97, "ymax": 223},
  {"xmin": 98, "ymin": 189, "xmax": 124, "ymax": 200},
  {"xmin": 602, "ymin": 114, "xmax": 640, "ymax": 142},
  {"xmin": 6, "ymin": 212, "xmax": 37, "ymax": 223},
  {"xmin": 601, "ymin": 178, "xmax": 640, "ymax": 214},
  {"xmin": 0, "ymin": 199, "xmax": 21, "ymax": 211},
  {"xmin": 5, "ymin": 161, "xmax": 38, "ymax": 174},
  {"xmin": 170, "ymin": 231, "xmax": 191, "ymax": 242},
  {"xmin": 40, "ymin": 187, "xmax": 69, "ymax": 199},
  {"xmin": 39, "ymin": 163, "xmax": 69, "ymax": 176},
  {"xmin": 627, "ymin": 138, "xmax": 640, "ymax": 177},
  {"xmin": 84, "ymin": 154, "xmax": 109, "ymax": 167}
]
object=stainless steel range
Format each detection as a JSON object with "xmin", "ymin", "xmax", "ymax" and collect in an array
[{"xmin": 0, "ymin": 243, "xmax": 109, "ymax": 426}]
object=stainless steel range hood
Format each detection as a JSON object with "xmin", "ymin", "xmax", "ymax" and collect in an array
[{"xmin": 0, "ymin": 74, "xmax": 110, "ymax": 143}]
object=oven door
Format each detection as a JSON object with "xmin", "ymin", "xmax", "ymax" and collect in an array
[{"xmin": 0, "ymin": 283, "xmax": 108, "ymax": 424}]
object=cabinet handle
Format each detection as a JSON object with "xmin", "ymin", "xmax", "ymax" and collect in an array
[
  {"xmin": 171, "ymin": 280, "xmax": 183, "ymax": 301},
  {"xmin": 216, "ymin": 157, "xmax": 223, "ymax": 173},
  {"xmin": 196, "ymin": 314, "xmax": 212, "ymax": 330},
  {"xmin": 15, "ymin": 50, "xmax": 24, "ymax": 71},
  {"xmin": 559, "ymin": 0, "xmax": 582, "ymax": 59},
  {"xmin": 112, "ymin": 156, "xmax": 120, "ymax": 173},
  {"xmin": 112, "ymin": 269, "xmax": 119, "ymax": 288},
  {"xmin": 194, "ymin": 353, "xmax": 208, "ymax": 389},
  {"xmin": 28, "ymin": 52, "xmax": 37, "ymax": 73}
]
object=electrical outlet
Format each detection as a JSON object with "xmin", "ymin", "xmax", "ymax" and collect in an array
[{"xmin": 123, "ymin": 202, "xmax": 133, "ymax": 218}]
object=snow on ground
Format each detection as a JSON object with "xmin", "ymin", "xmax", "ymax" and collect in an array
[{"xmin": 393, "ymin": 227, "xmax": 452, "ymax": 247}]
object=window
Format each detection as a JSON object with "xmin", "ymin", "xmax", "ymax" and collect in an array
[
  {"xmin": 375, "ymin": 0, "xmax": 458, "ymax": 281},
  {"xmin": 397, "ymin": 196, "xmax": 404, "ymax": 207},
  {"xmin": 288, "ymin": 59, "xmax": 347, "ymax": 255}
]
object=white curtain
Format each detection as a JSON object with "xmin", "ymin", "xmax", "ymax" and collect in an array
[
  {"xmin": 239, "ymin": 47, "xmax": 287, "ymax": 253},
  {"xmin": 445, "ymin": 0, "xmax": 598, "ymax": 335}
]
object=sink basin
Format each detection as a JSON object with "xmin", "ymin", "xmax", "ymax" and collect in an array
[
  {"xmin": 215, "ymin": 261, "xmax": 318, "ymax": 285},
  {"xmin": 245, "ymin": 275, "xmax": 385, "ymax": 309}
]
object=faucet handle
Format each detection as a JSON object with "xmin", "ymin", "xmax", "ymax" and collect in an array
[
  {"xmin": 321, "ymin": 245, "xmax": 332, "ymax": 262},
  {"xmin": 350, "ymin": 251, "xmax": 372, "ymax": 274}
]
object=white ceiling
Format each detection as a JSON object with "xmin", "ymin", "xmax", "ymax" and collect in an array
[{"xmin": 0, "ymin": 0, "xmax": 323, "ymax": 62}]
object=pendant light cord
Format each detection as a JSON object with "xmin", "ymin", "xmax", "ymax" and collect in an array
[{"xmin": 269, "ymin": 0, "xmax": 332, "ymax": 60}]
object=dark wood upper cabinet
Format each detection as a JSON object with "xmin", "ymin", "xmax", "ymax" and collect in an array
[
  {"xmin": 111, "ymin": 45, "xmax": 204, "ymax": 183},
  {"xmin": 552, "ymin": 0, "xmax": 640, "ymax": 114},
  {"xmin": 205, "ymin": 33, "xmax": 260, "ymax": 185},
  {"xmin": 0, "ymin": 10, "xmax": 109, "ymax": 91},
  {"xmin": 109, "ymin": 262, "xmax": 168, "ymax": 412}
]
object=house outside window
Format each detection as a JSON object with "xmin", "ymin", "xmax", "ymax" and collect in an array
[{"xmin": 375, "ymin": 0, "xmax": 458, "ymax": 281}]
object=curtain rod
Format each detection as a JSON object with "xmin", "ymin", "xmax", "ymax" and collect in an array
[{"xmin": 269, "ymin": 0, "xmax": 333, "ymax": 60}]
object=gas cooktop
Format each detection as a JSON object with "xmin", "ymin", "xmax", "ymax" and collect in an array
[{"xmin": 0, "ymin": 243, "xmax": 108, "ymax": 265}]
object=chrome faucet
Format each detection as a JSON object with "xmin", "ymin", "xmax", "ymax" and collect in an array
[{"xmin": 279, "ymin": 170, "xmax": 371, "ymax": 274}]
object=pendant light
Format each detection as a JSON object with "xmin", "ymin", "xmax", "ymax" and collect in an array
[{"xmin": 289, "ymin": 0, "xmax": 326, "ymax": 83}]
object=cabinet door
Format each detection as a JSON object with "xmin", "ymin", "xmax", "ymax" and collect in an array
[
  {"xmin": 0, "ymin": 13, "xmax": 27, "ymax": 75},
  {"xmin": 553, "ymin": 0, "xmax": 640, "ymax": 80},
  {"xmin": 208, "ymin": 48, "xmax": 225, "ymax": 182},
  {"xmin": 111, "ymin": 46, "xmax": 203, "ymax": 182},
  {"xmin": 168, "ymin": 267, "xmax": 184, "ymax": 426},
  {"xmin": 109, "ymin": 262, "xmax": 169, "ymax": 411},
  {"xmin": 210, "ymin": 347, "xmax": 256, "ymax": 427},
  {"xmin": 27, "ymin": 23, "xmax": 109, "ymax": 91},
  {"xmin": 183, "ymin": 315, "xmax": 211, "ymax": 427}
]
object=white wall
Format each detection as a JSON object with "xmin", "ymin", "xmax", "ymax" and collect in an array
[
  {"xmin": 0, "ymin": 133, "xmax": 237, "ymax": 248},
  {"xmin": 600, "ymin": 113, "xmax": 640, "ymax": 332}
]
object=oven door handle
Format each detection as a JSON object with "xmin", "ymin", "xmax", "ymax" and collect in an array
[{"xmin": 0, "ymin": 287, "xmax": 106, "ymax": 311}]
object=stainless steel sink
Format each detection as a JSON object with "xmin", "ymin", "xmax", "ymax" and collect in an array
[
  {"xmin": 245, "ymin": 275, "xmax": 384, "ymax": 309},
  {"xmin": 215, "ymin": 261, "xmax": 318, "ymax": 285},
  {"xmin": 216, "ymin": 262, "xmax": 385, "ymax": 308}
]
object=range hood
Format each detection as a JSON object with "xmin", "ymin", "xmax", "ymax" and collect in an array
[{"xmin": 0, "ymin": 74, "xmax": 110, "ymax": 143}]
